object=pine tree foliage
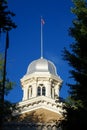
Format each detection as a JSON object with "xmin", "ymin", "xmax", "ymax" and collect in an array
[
  {"xmin": 0, "ymin": 0, "xmax": 17, "ymax": 33},
  {"xmin": 0, "ymin": 54, "xmax": 15, "ymax": 120},
  {"xmin": 63, "ymin": 0, "xmax": 87, "ymax": 109},
  {"xmin": 62, "ymin": 1, "xmax": 87, "ymax": 129},
  {"xmin": 0, "ymin": 1, "xmax": 17, "ymax": 127}
]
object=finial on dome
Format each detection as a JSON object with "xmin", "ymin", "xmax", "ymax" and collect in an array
[{"xmin": 41, "ymin": 56, "xmax": 43, "ymax": 59}]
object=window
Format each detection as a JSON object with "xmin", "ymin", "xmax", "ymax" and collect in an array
[
  {"xmin": 37, "ymin": 85, "xmax": 46, "ymax": 96},
  {"xmin": 30, "ymin": 87, "xmax": 32, "ymax": 97},
  {"xmin": 42, "ymin": 87, "xmax": 46, "ymax": 96},
  {"xmin": 37, "ymin": 86, "xmax": 41, "ymax": 96},
  {"xmin": 51, "ymin": 87, "xmax": 52, "ymax": 98}
]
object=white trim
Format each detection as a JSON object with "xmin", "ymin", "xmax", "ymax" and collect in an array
[{"xmin": 13, "ymin": 96, "xmax": 65, "ymax": 116}]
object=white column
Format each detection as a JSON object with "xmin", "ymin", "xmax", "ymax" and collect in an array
[
  {"xmin": 55, "ymin": 86, "xmax": 58, "ymax": 96},
  {"xmin": 46, "ymin": 81, "xmax": 51, "ymax": 98},
  {"xmin": 55, "ymin": 83, "xmax": 60, "ymax": 98},
  {"xmin": 32, "ymin": 82, "xmax": 37, "ymax": 97},
  {"xmin": 22, "ymin": 87, "xmax": 28, "ymax": 101}
]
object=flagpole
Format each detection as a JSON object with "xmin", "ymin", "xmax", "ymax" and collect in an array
[
  {"xmin": 2, "ymin": 31, "xmax": 9, "ymax": 105},
  {"xmin": 2, "ymin": 31, "xmax": 8, "ymax": 104},
  {"xmin": 1, "ymin": 31, "xmax": 9, "ymax": 130},
  {"xmin": 41, "ymin": 18, "xmax": 43, "ymax": 59}
]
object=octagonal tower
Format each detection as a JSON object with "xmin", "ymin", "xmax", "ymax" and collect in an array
[
  {"xmin": 13, "ymin": 57, "xmax": 65, "ymax": 120},
  {"xmin": 21, "ymin": 58, "xmax": 62, "ymax": 102}
]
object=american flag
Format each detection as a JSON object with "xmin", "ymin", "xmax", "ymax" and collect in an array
[{"xmin": 41, "ymin": 18, "xmax": 45, "ymax": 25}]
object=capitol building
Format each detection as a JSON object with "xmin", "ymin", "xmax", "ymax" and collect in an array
[
  {"xmin": 4, "ymin": 19, "xmax": 66, "ymax": 130},
  {"xmin": 5, "ymin": 57, "xmax": 66, "ymax": 130}
]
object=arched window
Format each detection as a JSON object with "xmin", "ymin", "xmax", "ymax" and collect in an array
[
  {"xmin": 42, "ymin": 87, "xmax": 46, "ymax": 96},
  {"xmin": 51, "ymin": 87, "xmax": 52, "ymax": 98},
  {"xmin": 37, "ymin": 86, "xmax": 41, "ymax": 96},
  {"xmin": 30, "ymin": 87, "xmax": 32, "ymax": 97},
  {"xmin": 37, "ymin": 84, "xmax": 46, "ymax": 96}
]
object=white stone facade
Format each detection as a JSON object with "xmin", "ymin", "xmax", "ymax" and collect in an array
[
  {"xmin": 21, "ymin": 72, "xmax": 62, "ymax": 101},
  {"xmin": 13, "ymin": 58, "xmax": 65, "ymax": 117}
]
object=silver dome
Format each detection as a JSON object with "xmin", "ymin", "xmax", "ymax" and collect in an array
[{"xmin": 26, "ymin": 58, "xmax": 57, "ymax": 76}]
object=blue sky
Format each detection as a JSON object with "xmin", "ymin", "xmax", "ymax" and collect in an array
[{"xmin": 2, "ymin": 0, "xmax": 75, "ymax": 103}]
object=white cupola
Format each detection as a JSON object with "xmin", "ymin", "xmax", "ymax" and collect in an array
[
  {"xmin": 21, "ymin": 58, "xmax": 62, "ymax": 101},
  {"xmin": 12, "ymin": 57, "xmax": 65, "ymax": 117}
]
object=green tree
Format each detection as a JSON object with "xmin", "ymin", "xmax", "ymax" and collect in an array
[
  {"xmin": 0, "ymin": 54, "xmax": 15, "ymax": 128},
  {"xmin": 0, "ymin": 54, "xmax": 14, "ymax": 96},
  {"xmin": 0, "ymin": 0, "xmax": 17, "ymax": 33},
  {"xmin": 0, "ymin": 0, "xmax": 17, "ymax": 129},
  {"xmin": 62, "ymin": 0, "xmax": 87, "ymax": 129}
]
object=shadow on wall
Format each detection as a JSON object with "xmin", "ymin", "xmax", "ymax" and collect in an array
[{"xmin": 4, "ymin": 122, "xmax": 62, "ymax": 130}]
